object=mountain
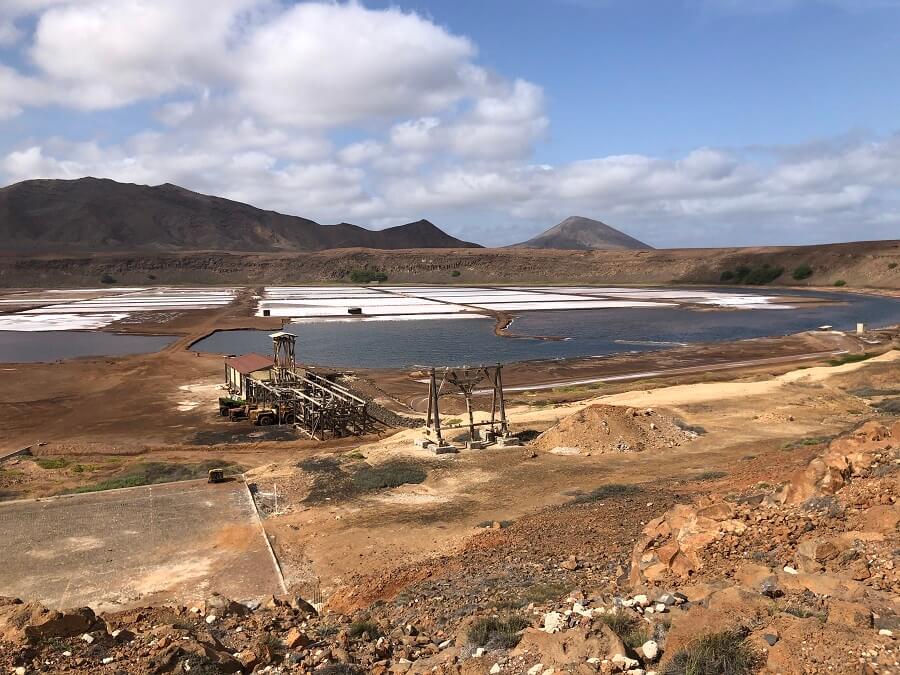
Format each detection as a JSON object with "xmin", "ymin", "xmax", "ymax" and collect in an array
[
  {"xmin": 0, "ymin": 177, "xmax": 481, "ymax": 252},
  {"xmin": 511, "ymin": 216, "xmax": 652, "ymax": 250}
]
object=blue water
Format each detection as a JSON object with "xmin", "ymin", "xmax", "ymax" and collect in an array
[
  {"xmin": 0, "ymin": 331, "xmax": 175, "ymax": 363},
  {"xmin": 192, "ymin": 289, "xmax": 900, "ymax": 368}
]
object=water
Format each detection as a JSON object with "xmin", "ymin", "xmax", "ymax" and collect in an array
[
  {"xmin": 192, "ymin": 289, "xmax": 900, "ymax": 369},
  {"xmin": 0, "ymin": 331, "xmax": 175, "ymax": 363}
]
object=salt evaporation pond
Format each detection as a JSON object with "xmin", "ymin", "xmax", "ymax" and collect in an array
[
  {"xmin": 0, "ymin": 331, "xmax": 175, "ymax": 363},
  {"xmin": 194, "ymin": 289, "xmax": 900, "ymax": 369}
]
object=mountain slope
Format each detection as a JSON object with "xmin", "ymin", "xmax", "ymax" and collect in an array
[
  {"xmin": 512, "ymin": 216, "xmax": 652, "ymax": 250},
  {"xmin": 0, "ymin": 177, "xmax": 481, "ymax": 252}
]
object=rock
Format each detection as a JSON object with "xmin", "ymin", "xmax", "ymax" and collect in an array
[
  {"xmin": 641, "ymin": 639, "xmax": 659, "ymax": 660},
  {"xmin": 762, "ymin": 633, "xmax": 779, "ymax": 647},
  {"xmin": 235, "ymin": 649, "xmax": 259, "ymax": 671},
  {"xmin": 474, "ymin": 647, "xmax": 485, "ymax": 657},
  {"xmin": 612, "ymin": 654, "xmax": 639, "ymax": 670},
  {"xmin": 826, "ymin": 600, "xmax": 873, "ymax": 629},
  {"xmin": 879, "ymin": 629, "xmax": 894, "ymax": 637},
  {"xmin": 284, "ymin": 627, "xmax": 310, "ymax": 649},
  {"xmin": 490, "ymin": 664, "xmax": 501, "ymax": 674},
  {"xmin": 759, "ymin": 577, "xmax": 782, "ymax": 599},
  {"xmin": 542, "ymin": 612, "xmax": 564, "ymax": 633},
  {"xmin": 527, "ymin": 665, "xmax": 544, "ymax": 675},
  {"xmin": 81, "ymin": 633, "xmax": 95, "ymax": 644},
  {"xmin": 632, "ymin": 594, "xmax": 649, "ymax": 607},
  {"xmin": 0, "ymin": 601, "xmax": 100, "ymax": 643},
  {"xmin": 560, "ymin": 556, "xmax": 580, "ymax": 571}
]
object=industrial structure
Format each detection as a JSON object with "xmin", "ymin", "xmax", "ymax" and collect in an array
[
  {"xmin": 420, "ymin": 364, "xmax": 519, "ymax": 453},
  {"xmin": 223, "ymin": 332, "xmax": 373, "ymax": 440}
]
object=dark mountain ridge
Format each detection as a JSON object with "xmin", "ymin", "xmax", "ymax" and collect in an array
[
  {"xmin": 512, "ymin": 216, "xmax": 652, "ymax": 250},
  {"xmin": 0, "ymin": 177, "xmax": 480, "ymax": 252}
]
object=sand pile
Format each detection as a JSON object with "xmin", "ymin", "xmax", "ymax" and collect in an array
[{"xmin": 533, "ymin": 404, "xmax": 696, "ymax": 455}]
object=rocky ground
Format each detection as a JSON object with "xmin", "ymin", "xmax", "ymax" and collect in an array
[
  {"xmin": 2, "ymin": 414, "xmax": 898, "ymax": 674},
  {"xmin": 533, "ymin": 405, "xmax": 697, "ymax": 456}
]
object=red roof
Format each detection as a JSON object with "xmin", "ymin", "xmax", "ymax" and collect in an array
[{"xmin": 225, "ymin": 353, "xmax": 274, "ymax": 375}]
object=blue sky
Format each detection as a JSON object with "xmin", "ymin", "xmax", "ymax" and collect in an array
[{"xmin": 0, "ymin": 0, "xmax": 899, "ymax": 247}]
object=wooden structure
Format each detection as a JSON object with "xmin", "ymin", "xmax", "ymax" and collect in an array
[
  {"xmin": 236, "ymin": 332, "xmax": 372, "ymax": 440},
  {"xmin": 224, "ymin": 353, "xmax": 274, "ymax": 398},
  {"xmin": 425, "ymin": 364, "xmax": 509, "ymax": 446}
]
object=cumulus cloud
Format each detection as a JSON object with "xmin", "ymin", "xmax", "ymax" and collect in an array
[{"xmin": 0, "ymin": 0, "xmax": 897, "ymax": 247}]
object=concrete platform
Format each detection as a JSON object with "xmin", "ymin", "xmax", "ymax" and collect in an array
[{"xmin": 0, "ymin": 480, "xmax": 283, "ymax": 611}]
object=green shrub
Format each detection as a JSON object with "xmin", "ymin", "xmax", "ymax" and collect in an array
[
  {"xmin": 598, "ymin": 610, "xmax": 648, "ymax": 649},
  {"xmin": 348, "ymin": 620, "xmax": 381, "ymax": 639},
  {"xmin": 792, "ymin": 264, "xmax": 813, "ymax": 280},
  {"xmin": 663, "ymin": 630, "xmax": 759, "ymax": 675},
  {"xmin": 833, "ymin": 279, "xmax": 847, "ymax": 287},
  {"xmin": 100, "ymin": 273, "xmax": 117, "ymax": 284},
  {"xmin": 719, "ymin": 264, "xmax": 783, "ymax": 285},
  {"xmin": 35, "ymin": 457, "xmax": 69, "ymax": 470},
  {"xmin": 451, "ymin": 270, "xmax": 461, "ymax": 277},
  {"xmin": 888, "ymin": 262, "xmax": 897, "ymax": 270},
  {"xmin": 467, "ymin": 616, "xmax": 528, "ymax": 648},
  {"xmin": 349, "ymin": 270, "xmax": 388, "ymax": 283}
]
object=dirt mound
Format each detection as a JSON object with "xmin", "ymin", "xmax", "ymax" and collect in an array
[{"xmin": 533, "ymin": 404, "xmax": 696, "ymax": 455}]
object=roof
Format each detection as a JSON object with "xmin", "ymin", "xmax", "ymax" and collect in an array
[
  {"xmin": 269, "ymin": 331, "xmax": 297, "ymax": 339},
  {"xmin": 225, "ymin": 353, "xmax": 274, "ymax": 375}
]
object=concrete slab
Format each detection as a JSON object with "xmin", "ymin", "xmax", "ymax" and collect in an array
[{"xmin": 0, "ymin": 480, "xmax": 282, "ymax": 611}]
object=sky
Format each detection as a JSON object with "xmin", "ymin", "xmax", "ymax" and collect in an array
[{"xmin": 0, "ymin": 0, "xmax": 899, "ymax": 248}]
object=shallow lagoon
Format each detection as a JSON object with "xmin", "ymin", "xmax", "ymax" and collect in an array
[{"xmin": 194, "ymin": 289, "xmax": 900, "ymax": 369}]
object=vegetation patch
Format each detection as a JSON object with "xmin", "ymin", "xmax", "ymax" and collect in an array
[
  {"xmin": 348, "ymin": 619, "xmax": 382, "ymax": 639},
  {"xmin": 100, "ymin": 273, "xmax": 117, "ymax": 284},
  {"xmin": 300, "ymin": 457, "xmax": 430, "ymax": 504},
  {"xmin": 719, "ymin": 264, "xmax": 784, "ymax": 285},
  {"xmin": 467, "ymin": 616, "xmax": 529, "ymax": 649},
  {"xmin": 663, "ymin": 630, "xmax": 760, "ymax": 675},
  {"xmin": 349, "ymin": 269, "xmax": 388, "ymax": 283},
  {"xmin": 689, "ymin": 470, "xmax": 728, "ymax": 481},
  {"xmin": 791, "ymin": 263, "xmax": 813, "ymax": 280},
  {"xmin": 833, "ymin": 279, "xmax": 847, "ymax": 287},
  {"xmin": 34, "ymin": 457, "xmax": 70, "ymax": 470},
  {"xmin": 828, "ymin": 353, "xmax": 872, "ymax": 367},
  {"xmin": 568, "ymin": 483, "xmax": 643, "ymax": 504},
  {"xmin": 65, "ymin": 460, "xmax": 241, "ymax": 494},
  {"xmin": 598, "ymin": 610, "xmax": 649, "ymax": 649},
  {"xmin": 673, "ymin": 418, "xmax": 707, "ymax": 435}
]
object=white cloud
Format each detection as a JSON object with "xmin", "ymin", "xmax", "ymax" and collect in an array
[
  {"xmin": 0, "ymin": 0, "xmax": 898, "ymax": 247},
  {"xmin": 234, "ymin": 2, "xmax": 480, "ymax": 127}
]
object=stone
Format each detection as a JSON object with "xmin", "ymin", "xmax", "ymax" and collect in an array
[
  {"xmin": 612, "ymin": 654, "xmax": 639, "ymax": 670},
  {"xmin": 560, "ymin": 556, "xmax": 579, "ymax": 571},
  {"xmin": 490, "ymin": 664, "xmax": 501, "ymax": 674},
  {"xmin": 542, "ymin": 612, "xmax": 564, "ymax": 634},
  {"xmin": 284, "ymin": 627, "xmax": 310, "ymax": 649},
  {"xmin": 527, "ymin": 665, "xmax": 544, "ymax": 675},
  {"xmin": 81, "ymin": 633, "xmax": 95, "ymax": 644},
  {"xmin": 235, "ymin": 650, "xmax": 259, "ymax": 671},
  {"xmin": 759, "ymin": 577, "xmax": 782, "ymax": 598},
  {"xmin": 879, "ymin": 629, "xmax": 894, "ymax": 637},
  {"xmin": 762, "ymin": 634, "xmax": 779, "ymax": 647},
  {"xmin": 641, "ymin": 639, "xmax": 659, "ymax": 660},
  {"xmin": 632, "ymin": 595, "xmax": 650, "ymax": 607}
]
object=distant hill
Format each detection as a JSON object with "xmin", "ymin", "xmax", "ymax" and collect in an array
[
  {"xmin": 0, "ymin": 177, "xmax": 481, "ymax": 252},
  {"xmin": 511, "ymin": 216, "xmax": 652, "ymax": 250}
]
